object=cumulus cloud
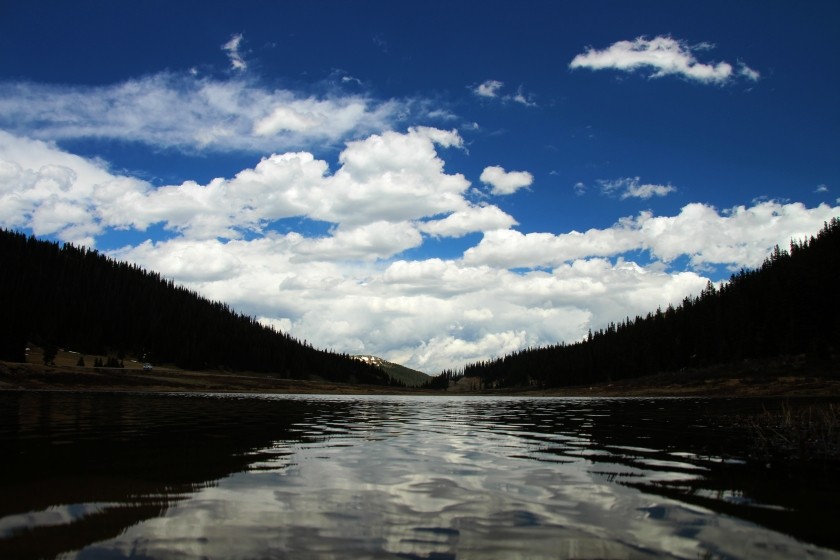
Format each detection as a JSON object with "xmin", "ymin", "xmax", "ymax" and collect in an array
[
  {"xmin": 480, "ymin": 165, "xmax": 534, "ymax": 195},
  {"xmin": 419, "ymin": 205, "xmax": 517, "ymax": 238},
  {"xmin": 598, "ymin": 177, "xmax": 676, "ymax": 199},
  {"xmin": 114, "ymin": 235, "xmax": 715, "ymax": 373},
  {"xmin": 464, "ymin": 227, "xmax": 640, "ymax": 269},
  {"xmin": 0, "ymin": 131, "xmax": 151, "ymax": 246},
  {"xmin": 0, "ymin": 127, "xmax": 474, "ymax": 243},
  {"xmin": 464, "ymin": 200, "xmax": 839, "ymax": 270},
  {"xmin": 0, "ymin": 74, "xmax": 406, "ymax": 152},
  {"xmin": 130, "ymin": 127, "xmax": 472, "ymax": 238},
  {"xmin": 570, "ymin": 36, "xmax": 759, "ymax": 84},
  {"xmin": 290, "ymin": 221, "xmax": 424, "ymax": 262},
  {"xmin": 222, "ymin": 33, "xmax": 247, "ymax": 71}
]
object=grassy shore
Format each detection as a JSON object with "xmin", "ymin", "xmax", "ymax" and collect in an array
[
  {"xmin": 0, "ymin": 360, "xmax": 435, "ymax": 394},
  {"xmin": 2, "ymin": 346, "xmax": 840, "ymax": 397},
  {"xmin": 0, "ymin": 345, "xmax": 434, "ymax": 394},
  {"xmin": 522, "ymin": 364, "xmax": 840, "ymax": 397}
]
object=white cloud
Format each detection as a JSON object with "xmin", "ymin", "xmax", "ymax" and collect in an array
[
  {"xmin": 253, "ymin": 106, "xmax": 319, "ymax": 134},
  {"xmin": 124, "ymin": 238, "xmax": 244, "ymax": 282},
  {"xmin": 464, "ymin": 200, "xmax": 839, "ymax": 270},
  {"xmin": 222, "ymin": 33, "xmax": 247, "ymax": 71},
  {"xmin": 0, "ymin": 75, "xmax": 406, "ymax": 152},
  {"xmin": 463, "ymin": 227, "xmax": 642, "ymax": 269},
  {"xmin": 0, "ymin": 131, "xmax": 151, "ymax": 246},
  {"xmin": 570, "ymin": 36, "xmax": 756, "ymax": 84},
  {"xmin": 480, "ymin": 165, "xmax": 534, "ymax": 195},
  {"xmin": 473, "ymin": 80, "xmax": 537, "ymax": 106},
  {"xmin": 512, "ymin": 86, "xmax": 537, "ymax": 107},
  {"xmin": 290, "ymin": 221, "xmax": 424, "ymax": 262},
  {"xmin": 738, "ymin": 62, "xmax": 761, "ymax": 81},
  {"xmin": 0, "ymin": 127, "xmax": 473, "ymax": 242},
  {"xmin": 598, "ymin": 177, "xmax": 676, "ymax": 199},
  {"xmin": 340, "ymin": 75, "xmax": 363, "ymax": 86},
  {"xmin": 325, "ymin": 127, "xmax": 470, "ymax": 225},
  {"xmin": 419, "ymin": 205, "xmax": 517, "ymax": 238},
  {"xmin": 623, "ymin": 182, "xmax": 675, "ymax": 199},
  {"xmin": 475, "ymin": 80, "xmax": 504, "ymax": 98},
  {"xmin": 0, "ymin": 127, "xmax": 480, "ymax": 244},
  {"xmin": 113, "ymin": 233, "xmax": 716, "ymax": 373}
]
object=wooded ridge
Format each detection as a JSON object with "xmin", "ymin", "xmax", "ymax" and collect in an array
[
  {"xmin": 0, "ymin": 229, "xmax": 393, "ymax": 386},
  {"xmin": 456, "ymin": 218, "xmax": 840, "ymax": 389}
]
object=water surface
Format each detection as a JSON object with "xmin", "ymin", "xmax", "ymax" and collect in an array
[{"xmin": 1, "ymin": 392, "xmax": 838, "ymax": 559}]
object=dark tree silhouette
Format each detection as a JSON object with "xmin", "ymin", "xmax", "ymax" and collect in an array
[
  {"xmin": 462, "ymin": 218, "xmax": 840, "ymax": 389},
  {"xmin": 0, "ymin": 229, "xmax": 390, "ymax": 386},
  {"xmin": 421, "ymin": 369, "xmax": 460, "ymax": 390}
]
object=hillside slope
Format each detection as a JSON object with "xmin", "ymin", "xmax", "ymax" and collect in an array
[
  {"xmin": 354, "ymin": 355, "xmax": 431, "ymax": 387},
  {"xmin": 463, "ymin": 218, "xmax": 840, "ymax": 389},
  {"xmin": 0, "ymin": 229, "xmax": 390, "ymax": 386}
]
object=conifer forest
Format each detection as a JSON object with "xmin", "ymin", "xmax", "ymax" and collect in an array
[
  {"xmin": 0, "ymin": 228, "xmax": 391, "ymax": 385},
  {"xmin": 462, "ymin": 218, "xmax": 840, "ymax": 388}
]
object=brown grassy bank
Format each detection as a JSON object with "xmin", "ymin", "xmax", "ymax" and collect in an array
[
  {"xmin": 3, "ymin": 352, "xmax": 840, "ymax": 397},
  {"xmin": 443, "ymin": 354, "xmax": 840, "ymax": 397},
  {"xmin": 0, "ymin": 345, "xmax": 436, "ymax": 394},
  {"xmin": 0, "ymin": 360, "xmax": 432, "ymax": 395}
]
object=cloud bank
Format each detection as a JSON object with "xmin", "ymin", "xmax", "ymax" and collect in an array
[
  {"xmin": 2, "ymin": 128, "xmax": 835, "ymax": 373},
  {"xmin": 0, "ymin": 74, "xmax": 407, "ymax": 152}
]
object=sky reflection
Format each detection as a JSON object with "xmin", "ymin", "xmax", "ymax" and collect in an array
[{"xmin": 1, "ymin": 394, "xmax": 838, "ymax": 559}]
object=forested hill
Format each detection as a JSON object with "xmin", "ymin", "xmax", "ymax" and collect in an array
[
  {"xmin": 463, "ymin": 218, "xmax": 840, "ymax": 389},
  {"xmin": 0, "ymin": 229, "xmax": 391, "ymax": 385}
]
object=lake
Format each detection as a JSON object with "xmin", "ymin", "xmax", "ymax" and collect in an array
[{"xmin": 1, "ymin": 392, "xmax": 838, "ymax": 559}]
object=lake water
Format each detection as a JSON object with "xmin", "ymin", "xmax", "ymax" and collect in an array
[{"xmin": 1, "ymin": 392, "xmax": 838, "ymax": 559}]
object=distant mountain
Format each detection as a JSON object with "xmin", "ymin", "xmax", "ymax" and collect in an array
[
  {"xmin": 0, "ymin": 229, "xmax": 391, "ymax": 386},
  {"xmin": 462, "ymin": 218, "xmax": 840, "ymax": 389},
  {"xmin": 353, "ymin": 355, "xmax": 431, "ymax": 387}
]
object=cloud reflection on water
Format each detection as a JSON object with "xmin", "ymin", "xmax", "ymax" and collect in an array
[{"xmin": 2, "ymin": 394, "xmax": 839, "ymax": 559}]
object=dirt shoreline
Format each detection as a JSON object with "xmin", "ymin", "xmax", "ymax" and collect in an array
[
  {"xmin": 0, "ymin": 361, "xmax": 427, "ymax": 395},
  {"xmin": 2, "ymin": 359, "xmax": 840, "ymax": 397}
]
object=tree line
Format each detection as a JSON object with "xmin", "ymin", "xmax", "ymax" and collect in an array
[
  {"xmin": 458, "ymin": 218, "xmax": 840, "ymax": 389},
  {"xmin": 0, "ymin": 229, "xmax": 392, "ymax": 385}
]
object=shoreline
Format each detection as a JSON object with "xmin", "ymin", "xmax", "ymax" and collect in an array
[
  {"xmin": 0, "ymin": 361, "xmax": 431, "ymax": 395},
  {"xmin": 3, "ymin": 359, "xmax": 840, "ymax": 398}
]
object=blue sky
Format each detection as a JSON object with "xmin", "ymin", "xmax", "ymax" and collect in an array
[{"xmin": 1, "ymin": 1, "xmax": 838, "ymax": 373}]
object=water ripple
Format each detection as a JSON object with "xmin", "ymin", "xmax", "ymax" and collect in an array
[{"xmin": 1, "ymin": 393, "xmax": 838, "ymax": 559}]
